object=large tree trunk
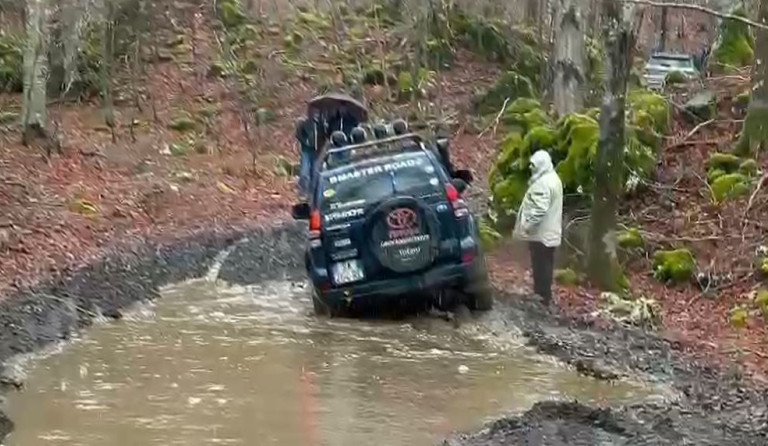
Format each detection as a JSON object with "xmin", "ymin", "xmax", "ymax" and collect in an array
[
  {"xmin": 587, "ymin": 0, "xmax": 634, "ymax": 291},
  {"xmin": 525, "ymin": 0, "xmax": 540, "ymax": 25},
  {"xmin": 735, "ymin": 0, "xmax": 768, "ymax": 157},
  {"xmin": 552, "ymin": 0, "xmax": 586, "ymax": 116},
  {"xmin": 22, "ymin": 0, "xmax": 49, "ymax": 145},
  {"xmin": 659, "ymin": 6, "xmax": 668, "ymax": 51}
]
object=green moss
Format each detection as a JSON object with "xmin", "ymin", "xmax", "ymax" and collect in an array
[
  {"xmin": 628, "ymin": 89, "xmax": 669, "ymax": 133},
  {"xmin": 506, "ymin": 97, "xmax": 541, "ymax": 115},
  {"xmin": 653, "ymin": 249, "xmax": 695, "ymax": 284},
  {"xmin": 554, "ymin": 268, "xmax": 581, "ymax": 286},
  {"xmin": 735, "ymin": 105, "xmax": 768, "ymax": 157},
  {"xmin": 617, "ymin": 228, "xmax": 644, "ymax": 250},
  {"xmin": 729, "ymin": 304, "xmax": 749, "ymax": 328},
  {"xmin": 707, "ymin": 168, "xmax": 727, "ymax": 184},
  {"xmin": 555, "ymin": 114, "xmax": 600, "ymax": 192},
  {"xmin": 491, "ymin": 173, "xmax": 529, "ymax": 216},
  {"xmin": 710, "ymin": 173, "xmax": 750, "ymax": 203},
  {"xmin": 739, "ymin": 159, "xmax": 758, "ymax": 176},
  {"xmin": 712, "ymin": 7, "xmax": 754, "ymax": 70},
  {"xmin": 664, "ymin": 70, "xmax": 686, "ymax": 85},
  {"xmin": 523, "ymin": 125, "xmax": 558, "ymax": 154},
  {"xmin": 479, "ymin": 219, "xmax": 502, "ymax": 252},
  {"xmin": 169, "ymin": 114, "xmax": 196, "ymax": 132},
  {"xmin": 69, "ymin": 198, "xmax": 99, "ymax": 216},
  {"xmin": 218, "ymin": 0, "xmax": 248, "ymax": 29},
  {"xmin": 0, "ymin": 30, "xmax": 23, "ymax": 92},
  {"xmin": 476, "ymin": 71, "xmax": 535, "ymax": 115},
  {"xmin": 735, "ymin": 90, "xmax": 751, "ymax": 111},
  {"xmin": 501, "ymin": 99, "xmax": 552, "ymax": 134},
  {"xmin": 756, "ymin": 289, "xmax": 768, "ymax": 320},
  {"xmin": 706, "ymin": 152, "xmax": 742, "ymax": 173},
  {"xmin": 758, "ymin": 259, "xmax": 768, "ymax": 278}
]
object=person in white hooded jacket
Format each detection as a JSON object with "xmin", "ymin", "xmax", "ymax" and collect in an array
[{"xmin": 512, "ymin": 150, "xmax": 563, "ymax": 305}]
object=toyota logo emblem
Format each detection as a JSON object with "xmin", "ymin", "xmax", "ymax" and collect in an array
[{"xmin": 387, "ymin": 208, "xmax": 418, "ymax": 230}]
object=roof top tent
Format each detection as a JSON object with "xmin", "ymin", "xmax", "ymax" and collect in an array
[{"xmin": 306, "ymin": 93, "xmax": 369, "ymax": 151}]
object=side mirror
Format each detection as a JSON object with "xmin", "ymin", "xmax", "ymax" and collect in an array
[
  {"xmin": 451, "ymin": 178, "xmax": 468, "ymax": 194},
  {"xmin": 291, "ymin": 202, "xmax": 311, "ymax": 220},
  {"xmin": 453, "ymin": 169, "xmax": 473, "ymax": 184}
]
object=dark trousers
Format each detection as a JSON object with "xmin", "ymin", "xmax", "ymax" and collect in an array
[{"xmin": 529, "ymin": 242, "xmax": 556, "ymax": 303}]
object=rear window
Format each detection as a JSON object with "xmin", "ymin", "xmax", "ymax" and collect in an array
[
  {"xmin": 648, "ymin": 56, "xmax": 693, "ymax": 70},
  {"xmin": 319, "ymin": 152, "xmax": 443, "ymax": 216}
]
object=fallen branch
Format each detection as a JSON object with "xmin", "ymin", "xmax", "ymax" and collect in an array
[
  {"xmin": 478, "ymin": 97, "xmax": 510, "ymax": 138},
  {"xmin": 621, "ymin": 0, "xmax": 768, "ymax": 30},
  {"xmin": 741, "ymin": 173, "xmax": 768, "ymax": 241},
  {"xmin": 682, "ymin": 119, "xmax": 714, "ymax": 142},
  {"xmin": 666, "ymin": 138, "xmax": 725, "ymax": 150},
  {"xmin": 743, "ymin": 173, "xmax": 768, "ymax": 219}
]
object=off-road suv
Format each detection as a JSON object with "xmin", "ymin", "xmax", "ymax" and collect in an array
[{"xmin": 291, "ymin": 130, "xmax": 493, "ymax": 316}]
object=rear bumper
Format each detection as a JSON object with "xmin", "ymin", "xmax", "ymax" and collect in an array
[{"xmin": 316, "ymin": 257, "xmax": 488, "ymax": 306}]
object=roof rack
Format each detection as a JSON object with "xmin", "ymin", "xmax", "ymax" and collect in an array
[{"xmin": 320, "ymin": 133, "xmax": 427, "ymax": 168}]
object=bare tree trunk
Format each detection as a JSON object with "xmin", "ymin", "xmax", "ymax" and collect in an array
[
  {"xmin": 553, "ymin": 0, "xmax": 586, "ymax": 116},
  {"xmin": 100, "ymin": 0, "xmax": 116, "ymax": 143},
  {"xmin": 659, "ymin": 6, "xmax": 668, "ymax": 51},
  {"xmin": 588, "ymin": 0, "xmax": 635, "ymax": 291},
  {"xmin": 22, "ymin": 0, "xmax": 49, "ymax": 146},
  {"xmin": 735, "ymin": 0, "xmax": 768, "ymax": 156},
  {"xmin": 526, "ymin": 0, "xmax": 540, "ymax": 25}
]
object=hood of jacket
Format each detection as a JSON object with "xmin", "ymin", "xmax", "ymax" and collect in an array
[{"xmin": 529, "ymin": 150, "xmax": 554, "ymax": 184}]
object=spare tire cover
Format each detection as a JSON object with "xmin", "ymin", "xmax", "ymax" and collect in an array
[{"xmin": 367, "ymin": 197, "xmax": 439, "ymax": 273}]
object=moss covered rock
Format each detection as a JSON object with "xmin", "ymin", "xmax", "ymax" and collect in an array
[
  {"xmin": 653, "ymin": 249, "xmax": 696, "ymax": 283},
  {"xmin": 710, "ymin": 173, "xmax": 750, "ymax": 203},
  {"xmin": 683, "ymin": 90, "xmax": 717, "ymax": 123},
  {"xmin": 627, "ymin": 89, "xmax": 669, "ymax": 134},
  {"xmin": 739, "ymin": 159, "xmax": 758, "ymax": 176},
  {"xmin": 664, "ymin": 71, "xmax": 687, "ymax": 85},
  {"xmin": 475, "ymin": 71, "xmax": 535, "ymax": 115},
  {"xmin": 554, "ymin": 268, "xmax": 581, "ymax": 286},
  {"xmin": 617, "ymin": 228, "xmax": 644, "ymax": 250},
  {"xmin": 706, "ymin": 152, "xmax": 742, "ymax": 173},
  {"xmin": 711, "ymin": 7, "xmax": 754, "ymax": 71},
  {"xmin": 729, "ymin": 304, "xmax": 749, "ymax": 328},
  {"xmin": 758, "ymin": 258, "xmax": 768, "ymax": 278}
]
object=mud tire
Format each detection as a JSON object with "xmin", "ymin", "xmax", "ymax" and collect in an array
[{"xmin": 466, "ymin": 285, "xmax": 494, "ymax": 311}]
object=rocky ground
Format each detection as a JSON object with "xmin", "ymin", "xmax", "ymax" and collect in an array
[{"xmin": 1, "ymin": 1, "xmax": 768, "ymax": 444}]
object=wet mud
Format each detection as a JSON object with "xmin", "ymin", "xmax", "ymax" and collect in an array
[{"xmin": 0, "ymin": 222, "xmax": 766, "ymax": 444}]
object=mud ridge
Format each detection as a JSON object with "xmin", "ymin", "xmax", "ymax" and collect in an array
[{"xmin": 444, "ymin": 291, "xmax": 768, "ymax": 445}]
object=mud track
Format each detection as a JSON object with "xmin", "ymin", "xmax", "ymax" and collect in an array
[{"xmin": 0, "ymin": 222, "xmax": 766, "ymax": 444}]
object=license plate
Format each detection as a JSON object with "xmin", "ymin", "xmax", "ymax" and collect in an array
[{"xmin": 331, "ymin": 259, "xmax": 365, "ymax": 285}]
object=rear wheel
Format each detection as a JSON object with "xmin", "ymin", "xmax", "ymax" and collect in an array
[{"xmin": 466, "ymin": 285, "xmax": 494, "ymax": 311}]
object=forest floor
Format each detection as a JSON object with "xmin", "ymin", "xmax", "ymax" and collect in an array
[{"xmin": 1, "ymin": 2, "xmax": 767, "ymax": 385}]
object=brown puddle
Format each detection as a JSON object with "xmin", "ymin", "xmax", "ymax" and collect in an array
[{"xmin": 3, "ymin": 279, "xmax": 667, "ymax": 445}]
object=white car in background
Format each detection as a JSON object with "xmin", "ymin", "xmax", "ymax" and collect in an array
[{"xmin": 643, "ymin": 52, "xmax": 700, "ymax": 90}]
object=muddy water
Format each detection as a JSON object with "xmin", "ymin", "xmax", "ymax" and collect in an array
[{"xmin": 4, "ymin": 279, "xmax": 665, "ymax": 446}]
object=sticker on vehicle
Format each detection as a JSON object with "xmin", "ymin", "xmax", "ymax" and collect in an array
[
  {"xmin": 329, "ymin": 198, "xmax": 366, "ymax": 210},
  {"xmin": 323, "ymin": 189, "xmax": 335, "ymax": 198},
  {"xmin": 328, "ymin": 158, "xmax": 424, "ymax": 185},
  {"xmin": 424, "ymin": 165, "xmax": 435, "ymax": 174},
  {"xmin": 324, "ymin": 208, "xmax": 365, "ymax": 223},
  {"xmin": 429, "ymin": 177, "xmax": 439, "ymax": 186}
]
